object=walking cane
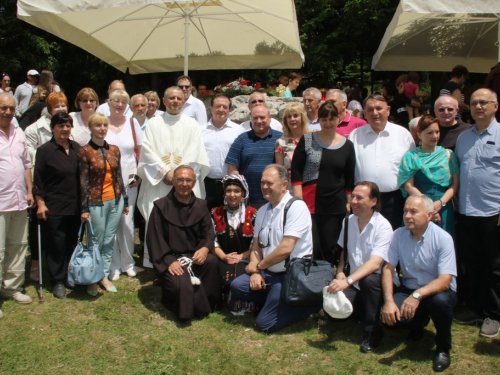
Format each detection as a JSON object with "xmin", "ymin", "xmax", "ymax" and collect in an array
[{"xmin": 37, "ymin": 224, "xmax": 44, "ymax": 303}]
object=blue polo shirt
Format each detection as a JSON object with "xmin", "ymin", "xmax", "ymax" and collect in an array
[
  {"xmin": 225, "ymin": 128, "xmax": 283, "ymax": 203},
  {"xmin": 455, "ymin": 119, "xmax": 500, "ymax": 216}
]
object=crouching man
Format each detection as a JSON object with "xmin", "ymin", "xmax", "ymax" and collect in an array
[
  {"xmin": 382, "ymin": 194, "xmax": 457, "ymax": 372},
  {"xmin": 146, "ymin": 165, "xmax": 221, "ymax": 322},
  {"xmin": 230, "ymin": 164, "xmax": 319, "ymax": 333}
]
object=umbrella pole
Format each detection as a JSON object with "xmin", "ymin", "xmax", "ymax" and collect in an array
[{"xmin": 184, "ymin": 12, "xmax": 190, "ymax": 75}]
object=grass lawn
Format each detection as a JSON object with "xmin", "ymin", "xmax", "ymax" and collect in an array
[{"xmin": 1, "ymin": 250, "xmax": 499, "ymax": 375}]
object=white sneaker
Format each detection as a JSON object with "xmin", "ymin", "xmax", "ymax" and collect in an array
[
  {"xmin": 3, "ymin": 292, "xmax": 33, "ymax": 304},
  {"xmin": 126, "ymin": 269, "xmax": 137, "ymax": 277},
  {"xmin": 0, "ymin": 308, "xmax": 3, "ymax": 318},
  {"xmin": 110, "ymin": 273, "xmax": 120, "ymax": 281}
]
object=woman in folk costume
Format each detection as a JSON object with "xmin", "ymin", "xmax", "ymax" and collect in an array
[{"xmin": 210, "ymin": 175, "xmax": 258, "ymax": 313}]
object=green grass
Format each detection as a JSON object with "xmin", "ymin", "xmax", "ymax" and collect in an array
[{"xmin": 1, "ymin": 251, "xmax": 499, "ymax": 375}]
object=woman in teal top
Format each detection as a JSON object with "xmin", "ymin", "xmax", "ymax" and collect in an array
[
  {"xmin": 399, "ymin": 115, "xmax": 459, "ymax": 239},
  {"xmin": 283, "ymin": 72, "xmax": 301, "ymax": 98}
]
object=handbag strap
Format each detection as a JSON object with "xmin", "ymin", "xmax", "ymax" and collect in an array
[
  {"xmin": 342, "ymin": 216, "xmax": 349, "ymax": 274},
  {"xmin": 282, "ymin": 197, "xmax": 303, "ymax": 268},
  {"xmin": 77, "ymin": 221, "xmax": 97, "ymax": 244},
  {"xmin": 130, "ymin": 118, "xmax": 139, "ymax": 166}
]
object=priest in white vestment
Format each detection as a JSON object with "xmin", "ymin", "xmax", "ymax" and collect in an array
[{"xmin": 137, "ymin": 86, "xmax": 210, "ymax": 267}]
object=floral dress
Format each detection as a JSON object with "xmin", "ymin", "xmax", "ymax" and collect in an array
[{"xmin": 275, "ymin": 136, "xmax": 299, "ymax": 192}]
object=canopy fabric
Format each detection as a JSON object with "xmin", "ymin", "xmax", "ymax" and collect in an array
[
  {"xmin": 371, "ymin": 0, "xmax": 500, "ymax": 73},
  {"xmin": 18, "ymin": 0, "xmax": 304, "ymax": 75}
]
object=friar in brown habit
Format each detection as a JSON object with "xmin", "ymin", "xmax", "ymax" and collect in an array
[{"xmin": 146, "ymin": 165, "xmax": 221, "ymax": 321}]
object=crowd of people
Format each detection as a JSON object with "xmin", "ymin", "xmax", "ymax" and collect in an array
[{"xmin": 1, "ymin": 66, "xmax": 499, "ymax": 373}]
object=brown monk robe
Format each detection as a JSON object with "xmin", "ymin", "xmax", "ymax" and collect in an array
[{"xmin": 146, "ymin": 189, "xmax": 221, "ymax": 320}]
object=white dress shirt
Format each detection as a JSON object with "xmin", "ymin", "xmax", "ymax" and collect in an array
[
  {"xmin": 348, "ymin": 122, "xmax": 415, "ymax": 192},
  {"xmin": 201, "ymin": 118, "xmax": 245, "ymax": 179},
  {"xmin": 338, "ymin": 211, "xmax": 393, "ymax": 289},
  {"xmin": 255, "ymin": 192, "xmax": 313, "ymax": 273},
  {"xmin": 241, "ymin": 117, "xmax": 283, "ymax": 133},
  {"xmin": 181, "ymin": 95, "xmax": 208, "ymax": 125}
]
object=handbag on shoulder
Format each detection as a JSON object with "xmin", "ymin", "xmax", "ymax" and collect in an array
[
  {"xmin": 280, "ymin": 198, "xmax": 334, "ymax": 306},
  {"xmin": 68, "ymin": 221, "xmax": 105, "ymax": 285}
]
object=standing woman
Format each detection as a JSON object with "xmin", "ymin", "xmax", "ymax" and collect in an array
[
  {"xmin": 275, "ymin": 103, "xmax": 309, "ymax": 191},
  {"xmin": 33, "ymin": 113, "xmax": 81, "ymax": 298},
  {"xmin": 144, "ymin": 91, "xmax": 164, "ymax": 120},
  {"xmin": 0, "ymin": 73, "xmax": 12, "ymax": 94},
  {"xmin": 70, "ymin": 88, "xmax": 99, "ymax": 146},
  {"xmin": 18, "ymin": 85, "xmax": 49, "ymax": 130},
  {"xmin": 79, "ymin": 113, "xmax": 129, "ymax": 293},
  {"xmin": 24, "ymin": 91, "xmax": 68, "ymax": 281},
  {"xmin": 105, "ymin": 89, "xmax": 142, "ymax": 280},
  {"xmin": 38, "ymin": 69, "xmax": 60, "ymax": 93},
  {"xmin": 291, "ymin": 100, "xmax": 355, "ymax": 263},
  {"xmin": 399, "ymin": 115, "xmax": 459, "ymax": 239},
  {"xmin": 283, "ymin": 72, "xmax": 301, "ymax": 98}
]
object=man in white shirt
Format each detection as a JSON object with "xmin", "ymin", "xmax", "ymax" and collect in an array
[
  {"xmin": 230, "ymin": 164, "xmax": 319, "ymax": 333},
  {"xmin": 349, "ymin": 95, "xmax": 415, "ymax": 229},
  {"xmin": 13, "ymin": 69, "xmax": 39, "ymax": 117},
  {"xmin": 241, "ymin": 92, "xmax": 283, "ymax": 132},
  {"xmin": 327, "ymin": 181, "xmax": 393, "ymax": 353},
  {"xmin": 96, "ymin": 80, "xmax": 133, "ymax": 118},
  {"xmin": 201, "ymin": 94, "xmax": 245, "ymax": 210},
  {"xmin": 302, "ymin": 87, "xmax": 321, "ymax": 131},
  {"xmin": 131, "ymin": 94, "xmax": 148, "ymax": 131},
  {"xmin": 177, "ymin": 75, "xmax": 208, "ymax": 125}
]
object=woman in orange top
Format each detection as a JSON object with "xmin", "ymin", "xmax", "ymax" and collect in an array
[{"xmin": 79, "ymin": 113, "xmax": 129, "ymax": 294}]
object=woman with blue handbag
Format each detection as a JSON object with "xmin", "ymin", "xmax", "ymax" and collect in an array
[
  {"xmin": 79, "ymin": 113, "xmax": 129, "ymax": 295},
  {"xmin": 33, "ymin": 112, "xmax": 81, "ymax": 299}
]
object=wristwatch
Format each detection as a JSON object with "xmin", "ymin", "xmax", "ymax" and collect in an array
[
  {"xmin": 440, "ymin": 199, "xmax": 446, "ymax": 207},
  {"xmin": 346, "ymin": 276, "xmax": 354, "ymax": 286},
  {"xmin": 412, "ymin": 291, "xmax": 422, "ymax": 301}
]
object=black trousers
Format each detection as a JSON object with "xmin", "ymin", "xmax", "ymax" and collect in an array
[
  {"xmin": 343, "ymin": 273, "xmax": 383, "ymax": 332},
  {"xmin": 457, "ymin": 214, "xmax": 500, "ymax": 319},
  {"xmin": 204, "ymin": 177, "xmax": 224, "ymax": 211},
  {"xmin": 28, "ymin": 208, "xmax": 40, "ymax": 261},
  {"xmin": 394, "ymin": 286, "xmax": 457, "ymax": 351},
  {"xmin": 311, "ymin": 213, "xmax": 344, "ymax": 264},
  {"xmin": 40, "ymin": 215, "xmax": 80, "ymax": 284},
  {"xmin": 380, "ymin": 190, "xmax": 405, "ymax": 230}
]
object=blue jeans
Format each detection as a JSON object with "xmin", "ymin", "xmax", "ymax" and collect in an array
[
  {"xmin": 231, "ymin": 270, "xmax": 320, "ymax": 333},
  {"xmin": 89, "ymin": 197, "xmax": 124, "ymax": 278}
]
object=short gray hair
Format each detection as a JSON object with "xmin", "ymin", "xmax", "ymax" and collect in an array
[
  {"xmin": 434, "ymin": 95, "xmax": 458, "ymax": 110},
  {"xmin": 164, "ymin": 86, "xmax": 183, "ymax": 97},
  {"xmin": 173, "ymin": 164, "xmax": 195, "ymax": 177},
  {"xmin": 0, "ymin": 92, "xmax": 17, "ymax": 106},
  {"xmin": 408, "ymin": 116, "xmax": 421, "ymax": 131},
  {"xmin": 327, "ymin": 89, "xmax": 347, "ymax": 102},
  {"xmin": 406, "ymin": 194, "xmax": 434, "ymax": 212},
  {"xmin": 303, "ymin": 87, "xmax": 321, "ymax": 100},
  {"xmin": 130, "ymin": 94, "xmax": 148, "ymax": 107},
  {"xmin": 263, "ymin": 164, "xmax": 288, "ymax": 182}
]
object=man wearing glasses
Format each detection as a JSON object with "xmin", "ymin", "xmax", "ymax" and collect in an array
[
  {"xmin": 177, "ymin": 75, "xmax": 208, "ymax": 126},
  {"xmin": 241, "ymin": 92, "xmax": 283, "ymax": 132},
  {"xmin": 146, "ymin": 165, "xmax": 220, "ymax": 322},
  {"xmin": 435, "ymin": 95, "xmax": 471, "ymax": 152},
  {"xmin": 96, "ymin": 80, "xmax": 133, "ymax": 118},
  {"xmin": 230, "ymin": 164, "xmax": 318, "ymax": 333},
  {"xmin": 454, "ymin": 88, "xmax": 500, "ymax": 339}
]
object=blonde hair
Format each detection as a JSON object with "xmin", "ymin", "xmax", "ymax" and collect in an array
[
  {"xmin": 282, "ymin": 103, "xmax": 309, "ymax": 138},
  {"xmin": 87, "ymin": 113, "xmax": 109, "ymax": 129},
  {"xmin": 108, "ymin": 89, "xmax": 130, "ymax": 103}
]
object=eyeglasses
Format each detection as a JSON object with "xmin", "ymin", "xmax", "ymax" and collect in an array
[
  {"xmin": 79, "ymin": 99, "xmax": 96, "ymax": 103},
  {"xmin": 470, "ymin": 100, "xmax": 497, "ymax": 107},
  {"xmin": 178, "ymin": 85, "xmax": 191, "ymax": 89},
  {"xmin": 111, "ymin": 99, "xmax": 127, "ymax": 106},
  {"xmin": 250, "ymin": 99, "xmax": 265, "ymax": 104},
  {"xmin": 175, "ymin": 178, "xmax": 195, "ymax": 184},
  {"xmin": 437, "ymin": 107, "xmax": 455, "ymax": 113},
  {"xmin": 257, "ymin": 227, "xmax": 271, "ymax": 248}
]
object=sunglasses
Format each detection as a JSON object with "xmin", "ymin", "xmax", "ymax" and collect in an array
[
  {"xmin": 437, "ymin": 107, "xmax": 455, "ymax": 113},
  {"xmin": 257, "ymin": 227, "xmax": 271, "ymax": 248},
  {"xmin": 250, "ymin": 99, "xmax": 265, "ymax": 104},
  {"xmin": 178, "ymin": 85, "xmax": 191, "ymax": 89}
]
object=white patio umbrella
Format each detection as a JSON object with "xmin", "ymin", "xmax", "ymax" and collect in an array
[
  {"xmin": 371, "ymin": 0, "xmax": 500, "ymax": 73},
  {"xmin": 18, "ymin": 0, "xmax": 304, "ymax": 75}
]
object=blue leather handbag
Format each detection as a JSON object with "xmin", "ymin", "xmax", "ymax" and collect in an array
[{"xmin": 68, "ymin": 222, "xmax": 105, "ymax": 285}]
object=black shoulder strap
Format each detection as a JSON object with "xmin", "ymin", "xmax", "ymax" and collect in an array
[
  {"xmin": 282, "ymin": 197, "xmax": 303, "ymax": 268},
  {"xmin": 343, "ymin": 215, "xmax": 349, "ymax": 273}
]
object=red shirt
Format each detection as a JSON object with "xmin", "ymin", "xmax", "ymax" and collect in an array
[{"xmin": 336, "ymin": 112, "xmax": 367, "ymax": 137}]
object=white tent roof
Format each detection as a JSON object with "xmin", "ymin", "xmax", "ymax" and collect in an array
[
  {"xmin": 372, "ymin": 0, "xmax": 500, "ymax": 73},
  {"xmin": 18, "ymin": 0, "xmax": 305, "ymax": 74}
]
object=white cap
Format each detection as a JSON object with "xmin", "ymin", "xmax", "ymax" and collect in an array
[
  {"xmin": 322, "ymin": 287, "xmax": 353, "ymax": 319},
  {"xmin": 27, "ymin": 69, "xmax": 40, "ymax": 76}
]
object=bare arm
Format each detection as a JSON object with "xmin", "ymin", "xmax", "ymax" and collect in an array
[
  {"xmin": 227, "ymin": 164, "xmax": 239, "ymax": 175},
  {"xmin": 403, "ymin": 176, "xmax": 422, "ymax": 196},
  {"xmin": 292, "ymin": 184, "xmax": 303, "ymax": 199},
  {"xmin": 24, "ymin": 169, "xmax": 34, "ymax": 208},
  {"xmin": 452, "ymin": 88, "xmax": 469, "ymax": 112},
  {"xmin": 381, "ymin": 262, "xmax": 400, "ymax": 326},
  {"xmin": 275, "ymin": 151, "xmax": 285, "ymax": 166}
]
